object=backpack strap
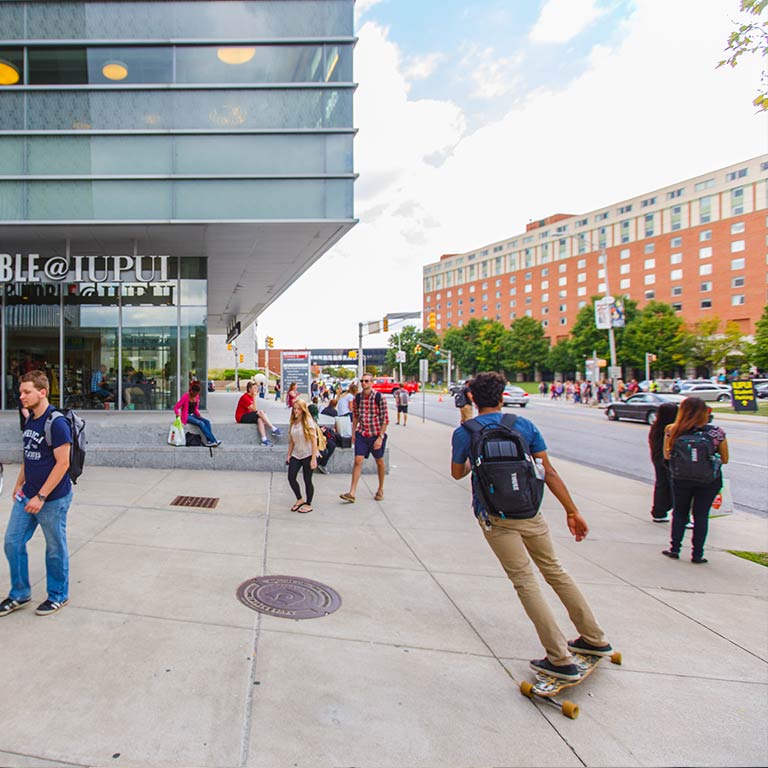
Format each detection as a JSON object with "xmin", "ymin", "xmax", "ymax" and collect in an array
[
  {"xmin": 461, "ymin": 417, "xmax": 483, "ymax": 434},
  {"xmin": 43, "ymin": 408, "xmax": 62, "ymax": 447},
  {"xmin": 500, "ymin": 413, "xmax": 518, "ymax": 431}
]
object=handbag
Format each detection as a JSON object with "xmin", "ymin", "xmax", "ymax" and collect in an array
[
  {"xmin": 710, "ymin": 478, "xmax": 734, "ymax": 516},
  {"xmin": 168, "ymin": 416, "xmax": 185, "ymax": 447}
]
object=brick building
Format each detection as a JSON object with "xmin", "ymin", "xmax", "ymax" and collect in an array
[{"xmin": 423, "ymin": 156, "xmax": 767, "ymax": 345}]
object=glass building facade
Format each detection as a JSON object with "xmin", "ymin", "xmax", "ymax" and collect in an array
[{"xmin": 0, "ymin": 0, "xmax": 356, "ymax": 410}]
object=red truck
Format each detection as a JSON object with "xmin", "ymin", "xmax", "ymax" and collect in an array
[{"xmin": 371, "ymin": 377, "xmax": 419, "ymax": 395}]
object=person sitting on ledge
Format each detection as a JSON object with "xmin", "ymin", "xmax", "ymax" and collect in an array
[{"xmin": 235, "ymin": 381, "xmax": 282, "ymax": 447}]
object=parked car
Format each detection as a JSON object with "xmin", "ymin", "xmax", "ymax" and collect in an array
[
  {"xmin": 678, "ymin": 382, "xmax": 732, "ymax": 402},
  {"xmin": 371, "ymin": 377, "xmax": 419, "ymax": 395},
  {"xmin": 606, "ymin": 393, "xmax": 686, "ymax": 425},
  {"xmin": 502, "ymin": 385, "xmax": 529, "ymax": 407},
  {"xmin": 755, "ymin": 382, "xmax": 768, "ymax": 399}
]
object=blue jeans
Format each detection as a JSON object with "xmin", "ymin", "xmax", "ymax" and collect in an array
[
  {"xmin": 186, "ymin": 414, "xmax": 216, "ymax": 443},
  {"xmin": 4, "ymin": 491, "xmax": 73, "ymax": 603}
]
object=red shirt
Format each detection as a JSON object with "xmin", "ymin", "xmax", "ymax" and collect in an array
[
  {"xmin": 235, "ymin": 393, "xmax": 254, "ymax": 423},
  {"xmin": 352, "ymin": 390, "xmax": 388, "ymax": 437}
]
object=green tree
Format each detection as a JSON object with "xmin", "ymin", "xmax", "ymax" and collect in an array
[
  {"xmin": 507, "ymin": 316, "xmax": 549, "ymax": 377},
  {"xmin": 689, "ymin": 318, "xmax": 746, "ymax": 373},
  {"xmin": 547, "ymin": 338, "xmax": 577, "ymax": 375},
  {"xmin": 475, "ymin": 320, "xmax": 514, "ymax": 375},
  {"xmin": 384, "ymin": 325, "xmax": 421, "ymax": 379},
  {"xmin": 568, "ymin": 295, "xmax": 639, "ymax": 367},
  {"xmin": 619, "ymin": 301, "xmax": 692, "ymax": 373},
  {"xmin": 719, "ymin": 0, "xmax": 768, "ymax": 111},
  {"xmin": 752, "ymin": 303, "xmax": 768, "ymax": 370},
  {"xmin": 440, "ymin": 318, "xmax": 494, "ymax": 376}
]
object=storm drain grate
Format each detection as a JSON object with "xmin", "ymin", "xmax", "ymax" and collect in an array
[
  {"xmin": 170, "ymin": 495, "xmax": 220, "ymax": 509},
  {"xmin": 237, "ymin": 575, "xmax": 342, "ymax": 620}
]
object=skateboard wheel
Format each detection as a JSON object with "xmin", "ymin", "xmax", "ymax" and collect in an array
[
  {"xmin": 520, "ymin": 681, "xmax": 534, "ymax": 698},
  {"xmin": 562, "ymin": 700, "xmax": 579, "ymax": 719},
  {"xmin": 610, "ymin": 652, "xmax": 622, "ymax": 665}
]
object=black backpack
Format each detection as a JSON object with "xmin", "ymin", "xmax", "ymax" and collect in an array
[
  {"xmin": 669, "ymin": 429, "xmax": 721, "ymax": 483},
  {"xmin": 354, "ymin": 391, "xmax": 383, "ymax": 409},
  {"xmin": 463, "ymin": 414, "xmax": 544, "ymax": 519},
  {"xmin": 185, "ymin": 432, "xmax": 204, "ymax": 447},
  {"xmin": 43, "ymin": 408, "xmax": 86, "ymax": 484}
]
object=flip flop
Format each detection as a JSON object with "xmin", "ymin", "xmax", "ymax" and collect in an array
[
  {"xmin": 291, "ymin": 501, "xmax": 304, "ymax": 512},
  {"xmin": 374, "ymin": 490, "xmax": 384, "ymax": 501},
  {"xmin": 339, "ymin": 493, "xmax": 356, "ymax": 503},
  {"xmin": 297, "ymin": 504, "xmax": 313, "ymax": 514}
]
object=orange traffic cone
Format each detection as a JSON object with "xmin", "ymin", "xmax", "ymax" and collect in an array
[{"xmin": 437, "ymin": 394, "xmax": 443, "ymax": 402}]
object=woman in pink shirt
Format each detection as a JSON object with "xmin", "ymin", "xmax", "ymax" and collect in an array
[{"xmin": 174, "ymin": 382, "xmax": 221, "ymax": 447}]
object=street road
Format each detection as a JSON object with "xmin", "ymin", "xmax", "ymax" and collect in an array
[{"xmin": 398, "ymin": 392, "xmax": 768, "ymax": 516}]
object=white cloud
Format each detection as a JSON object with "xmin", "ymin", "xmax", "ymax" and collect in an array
[
  {"xmin": 256, "ymin": 1, "xmax": 767, "ymax": 351},
  {"xmin": 460, "ymin": 45, "xmax": 523, "ymax": 100},
  {"xmin": 402, "ymin": 52, "xmax": 443, "ymax": 81},
  {"xmin": 530, "ymin": 0, "xmax": 604, "ymax": 44}
]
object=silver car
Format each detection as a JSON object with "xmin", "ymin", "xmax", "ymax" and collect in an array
[
  {"xmin": 679, "ymin": 382, "xmax": 732, "ymax": 402},
  {"xmin": 502, "ymin": 385, "xmax": 530, "ymax": 407}
]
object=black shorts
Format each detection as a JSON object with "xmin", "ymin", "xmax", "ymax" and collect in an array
[{"xmin": 397, "ymin": 405, "xmax": 408, "ymax": 413}]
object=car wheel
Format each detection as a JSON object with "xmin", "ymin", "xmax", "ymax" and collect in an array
[
  {"xmin": 647, "ymin": 410, "xmax": 657, "ymax": 425},
  {"xmin": 717, "ymin": 394, "xmax": 730, "ymax": 402},
  {"xmin": 519, "ymin": 403, "xmax": 527, "ymax": 407},
  {"xmin": 607, "ymin": 407, "xmax": 618, "ymax": 421}
]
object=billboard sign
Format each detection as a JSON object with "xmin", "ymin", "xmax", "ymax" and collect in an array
[{"xmin": 281, "ymin": 351, "xmax": 311, "ymax": 399}]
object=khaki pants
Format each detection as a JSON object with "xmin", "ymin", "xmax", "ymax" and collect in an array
[{"xmin": 482, "ymin": 513, "xmax": 607, "ymax": 665}]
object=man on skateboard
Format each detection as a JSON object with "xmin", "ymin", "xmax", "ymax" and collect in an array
[{"xmin": 450, "ymin": 372, "xmax": 613, "ymax": 681}]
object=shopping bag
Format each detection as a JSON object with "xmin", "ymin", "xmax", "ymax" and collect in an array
[
  {"xmin": 710, "ymin": 478, "xmax": 734, "ymax": 516},
  {"xmin": 168, "ymin": 417, "xmax": 185, "ymax": 447}
]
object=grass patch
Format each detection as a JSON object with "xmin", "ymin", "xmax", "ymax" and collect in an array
[{"xmin": 728, "ymin": 551, "xmax": 768, "ymax": 567}]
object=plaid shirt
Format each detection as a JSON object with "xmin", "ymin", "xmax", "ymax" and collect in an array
[{"xmin": 352, "ymin": 391, "xmax": 389, "ymax": 437}]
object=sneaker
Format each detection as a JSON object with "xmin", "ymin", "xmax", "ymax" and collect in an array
[
  {"xmin": 0, "ymin": 597, "xmax": 31, "ymax": 617},
  {"xmin": 662, "ymin": 549, "xmax": 680, "ymax": 559},
  {"xmin": 35, "ymin": 599, "xmax": 68, "ymax": 616},
  {"xmin": 316, "ymin": 464, "xmax": 328, "ymax": 474},
  {"xmin": 691, "ymin": 556, "xmax": 708, "ymax": 564},
  {"xmin": 685, "ymin": 521, "xmax": 694, "ymax": 530},
  {"xmin": 261, "ymin": 439, "xmax": 273, "ymax": 447},
  {"xmin": 271, "ymin": 428, "xmax": 282, "ymax": 437},
  {"xmin": 652, "ymin": 515, "xmax": 670, "ymax": 523},
  {"xmin": 204, "ymin": 440, "xmax": 218, "ymax": 447},
  {"xmin": 567, "ymin": 637, "xmax": 613, "ymax": 657},
  {"xmin": 529, "ymin": 657, "xmax": 581, "ymax": 681},
  {"xmin": 215, "ymin": 440, "xmax": 223, "ymax": 447}
]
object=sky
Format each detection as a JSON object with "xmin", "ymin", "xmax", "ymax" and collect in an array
[{"xmin": 255, "ymin": 0, "xmax": 768, "ymax": 351}]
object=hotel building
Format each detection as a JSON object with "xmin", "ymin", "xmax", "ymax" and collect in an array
[
  {"xmin": 423, "ymin": 156, "xmax": 767, "ymax": 345},
  {"xmin": 0, "ymin": 0, "xmax": 355, "ymax": 411}
]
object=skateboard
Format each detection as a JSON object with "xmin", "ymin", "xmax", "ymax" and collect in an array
[{"xmin": 519, "ymin": 650, "xmax": 622, "ymax": 719}]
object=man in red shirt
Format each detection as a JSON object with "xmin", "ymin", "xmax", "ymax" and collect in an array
[
  {"xmin": 235, "ymin": 381, "xmax": 282, "ymax": 446},
  {"xmin": 340, "ymin": 374, "xmax": 388, "ymax": 503}
]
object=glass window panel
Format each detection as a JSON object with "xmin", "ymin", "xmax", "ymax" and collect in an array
[
  {"xmin": 0, "ymin": 182, "xmax": 24, "ymax": 220},
  {"xmin": 24, "ymin": 89, "xmax": 353, "ymax": 130},
  {"xmin": 176, "ymin": 44, "xmax": 352, "ymax": 84},
  {"xmin": 0, "ymin": 93, "xmax": 24, "ymax": 130},
  {"xmin": 0, "ymin": 48, "xmax": 24, "ymax": 86},
  {"xmin": 0, "ymin": 138, "xmax": 23, "ymax": 175},
  {"xmin": 23, "ymin": 2, "xmax": 354, "ymax": 40}
]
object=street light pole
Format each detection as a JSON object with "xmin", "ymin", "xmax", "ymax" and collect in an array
[{"xmin": 601, "ymin": 245, "xmax": 619, "ymax": 401}]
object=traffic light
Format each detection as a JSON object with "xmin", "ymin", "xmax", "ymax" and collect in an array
[
  {"xmin": 348, "ymin": 350, "xmax": 357, "ymax": 359},
  {"xmin": 239, "ymin": 354, "xmax": 244, "ymax": 363},
  {"xmin": 414, "ymin": 344, "xmax": 422, "ymax": 354},
  {"xmin": 428, "ymin": 311, "xmax": 437, "ymax": 330},
  {"xmin": 266, "ymin": 336, "xmax": 274, "ymax": 349},
  {"xmin": 435, "ymin": 344, "xmax": 440, "ymax": 352},
  {"xmin": 383, "ymin": 316, "xmax": 389, "ymax": 332}
]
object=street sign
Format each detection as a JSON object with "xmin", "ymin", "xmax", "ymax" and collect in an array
[
  {"xmin": 396, "ymin": 350, "xmax": 406, "ymax": 363},
  {"xmin": 281, "ymin": 351, "xmax": 311, "ymax": 399},
  {"xmin": 731, "ymin": 380, "xmax": 758, "ymax": 412},
  {"xmin": 419, "ymin": 358, "xmax": 429, "ymax": 383},
  {"xmin": 609, "ymin": 366, "xmax": 622, "ymax": 378}
]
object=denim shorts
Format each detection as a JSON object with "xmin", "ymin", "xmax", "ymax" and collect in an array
[{"xmin": 354, "ymin": 433, "xmax": 387, "ymax": 459}]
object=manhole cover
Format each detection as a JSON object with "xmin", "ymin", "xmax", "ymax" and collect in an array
[
  {"xmin": 236, "ymin": 575, "xmax": 341, "ymax": 619},
  {"xmin": 170, "ymin": 495, "xmax": 219, "ymax": 509}
]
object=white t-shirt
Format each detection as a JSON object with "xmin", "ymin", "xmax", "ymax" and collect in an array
[{"xmin": 337, "ymin": 392, "xmax": 354, "ymax": 416}]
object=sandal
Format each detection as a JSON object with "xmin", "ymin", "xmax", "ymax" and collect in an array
[
  {"xmin": 291, "ymin": 501, "xmax": 304, "ymax": 512},
  {"xmin": 339, "ymin": 493, "xmax": 356, "ymax": 503},
  {"xmin": 374, "ymin": 490, "xmax": 384, "ymax": 501},
  {"xmin": 297, "ymin": 504, "xmax": 313, "ymax": 514}
]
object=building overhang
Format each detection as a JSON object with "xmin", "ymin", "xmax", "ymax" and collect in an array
[{"xmin": 0, "ymin": 220, "xmax": 356, "ymax": 333}]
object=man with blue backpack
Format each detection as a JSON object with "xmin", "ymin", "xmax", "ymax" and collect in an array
[
  {"xmin": 1, "ymin": 370, "xmax": 74, "ymax": 618},
  {"xmin": 451, "ymin": 372, "xmax": 613, "ymax": 681}
]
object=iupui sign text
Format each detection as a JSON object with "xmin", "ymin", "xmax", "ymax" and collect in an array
[{"xmin": 0, "ymin": 253, "xmax": 170, "ymax": 284}]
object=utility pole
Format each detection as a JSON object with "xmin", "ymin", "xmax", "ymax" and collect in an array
[{"xmin": 601, "ymin": 245, "xmax": 619, "ymax": 402}]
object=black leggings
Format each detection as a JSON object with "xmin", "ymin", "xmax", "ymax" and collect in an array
[
  {"xmin": 288, "ymin": 456, "xmax": 314, "ymax": 503},
  {"xmin": 670, "ymin": 478, "xmax": 721, "ymax": 559}
]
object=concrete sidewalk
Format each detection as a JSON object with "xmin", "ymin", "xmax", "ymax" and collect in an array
[{"xmin": 0, "ymin": 412, "xmax": 766, "ymax": 767}]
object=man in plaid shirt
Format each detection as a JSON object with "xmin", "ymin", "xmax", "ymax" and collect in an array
[{"xmin": 340, "ymin": 374, "xmax": 388, "ymax": 503}]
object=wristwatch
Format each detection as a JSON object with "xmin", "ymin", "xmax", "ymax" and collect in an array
[{"xmin": 36, "ymin": 493, "xmax": 47, "ymax": 502}]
